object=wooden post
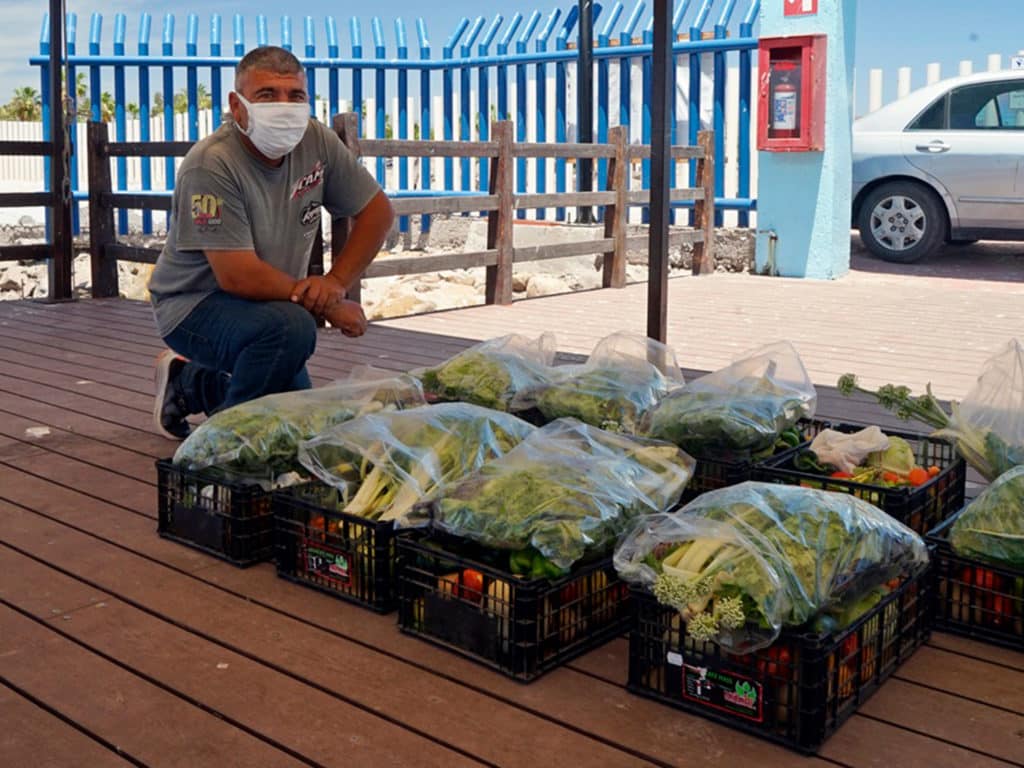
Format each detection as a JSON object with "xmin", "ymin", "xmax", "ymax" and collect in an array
[
  {"xmin": 602, "ymin": 126, "xmax": 628, "ymax": 288},
  {"xmin": 87, "ymin": 121, "xmax": 118, "ymax": 299},
  {"xmin": 485, "ymin": 120, "xmax": 514, "ymax": 305},
  {"xmin": 646, "ymin": 0, "xmax": 672, "ymax": 344},
  {"xmin": 332, "ymin": 112, "xmax": 361, "ymax": 304},
  {"xmin": 46, "ymin": 0, "xmax": 73, "ymax": 302},
  {"xmin": 691, "ymin": 130, "xmax": 716, "ymax": 276}
]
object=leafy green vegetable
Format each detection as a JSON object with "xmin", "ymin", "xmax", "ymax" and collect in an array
[
  {"xmin": 865, "ymin": 435, "xmax": 916, "ymax": 476},
  {"xmin": 950, "ymin": 465, "xmax": 1024, "ymax": 568},
  {"xmin": 298, "ymin": 402, "xmax": 535, "ymax": 522},
  {"xmin": 614, "ymin": 482, "xmax": 928, "ymax": 652},
  {"xmin": 433, "ymin": 419, "xmax": 695, "ymax": 569}
]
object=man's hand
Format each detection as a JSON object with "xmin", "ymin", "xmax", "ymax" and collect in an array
[
  {"xmin": 291, "ymin": 274, "xmax": 347, "ymax": 316},
  {"xmin": 322, "ymin": 299, "xmax": 368, "ymax": 338}
]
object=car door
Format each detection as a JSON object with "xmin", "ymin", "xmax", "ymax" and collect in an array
[{"xmin": 901, "ymin": 78, "xmax": 1024, "ymax": 232}]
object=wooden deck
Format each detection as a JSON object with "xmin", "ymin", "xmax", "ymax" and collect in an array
[{"xmin": 1, "ymin": 297, "xmax": 1022, "ymax": 768}]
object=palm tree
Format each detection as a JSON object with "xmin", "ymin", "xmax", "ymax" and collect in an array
[
  {"xmin": 5, "ymin": 87, "xmax": 41, "ymax": 121},
  {"xmin": 173, "ymin": 84, "xmax": 212, "ymax": 114}
]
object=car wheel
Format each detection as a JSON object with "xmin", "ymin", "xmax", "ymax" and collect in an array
[{"xmin": 857, "ymin": 181, "xmax": 946, "ymax": 263}]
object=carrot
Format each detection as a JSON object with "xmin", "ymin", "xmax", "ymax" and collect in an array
[
  {"xmin": 927, "ymin": 465, "xmax": 941, "ymax": 477},
  {"xmin": 907, "ymin": 467, "xmax": 929, "ymax": 487}
]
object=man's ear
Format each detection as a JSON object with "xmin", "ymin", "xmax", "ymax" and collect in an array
[{"xmin": 228, "ymin": 92, "xmax": 246, "ymax": 130}]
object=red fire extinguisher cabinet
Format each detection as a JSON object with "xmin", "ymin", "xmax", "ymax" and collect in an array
[{"xmin": 757, "ymin": 35, "xmax": 827, "ymax": 152}]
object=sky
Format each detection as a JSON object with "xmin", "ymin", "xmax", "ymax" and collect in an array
[{"xmin": 0, "ymin": 0, "xmax": 1020, "ymax": 114}]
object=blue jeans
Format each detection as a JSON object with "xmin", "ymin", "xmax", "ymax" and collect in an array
[{"xmin": 163, "ymin": 292, "xmax": 317, "ymax": 416}]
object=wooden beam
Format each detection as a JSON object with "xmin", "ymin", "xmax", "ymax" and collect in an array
[
  {"xmin": 626, "ymin": 188, "xmax": 704, "ymax": 205},
  {"xmin": 0, "ymin": 193, "xmax": 53, "ymax": 207},
  {"xmin": 646, "ymin": 0, "xmax": 673, "ymax": 344},
  {"xmin": 46, "ymin": 0, "xmax": 72, "ymax": 301},
  {"xmin": 602, "ymin": 125, "xmax": 628, "ymax": 288},
  {"xmin": 104, "ymin": 141, "xmax": 193, "ymax": 157},
  {"xmin": 511, "ymin": 143, "xmax": 616, "ymax": 159},
  {"xmin": 485, "ymin": 121, "xmax": 514, "ymax": 305},
  {"xmin": 691, "ymin": 130, "xmax": 716, "ymax": 276},
  {"xmin": 0, "ymin": 244, "xmax": 53, "ymax": 262},
  {"xmin": 107, "ymin": 193, "xmax": 173, "ymax": 211},
  {"xmin": 391, "ymin": 195, "xmax": 498, "ymax": 216},
  {"xmin": 0, "ymin": 141, "xmax": 54, "ymax": 155},
  {"xmin": 106, "ymin": 245, "xmax": 161, "ymax": 264},
  {"xmin": 87, "ymin": 122, "xmax": 119, "ymax": 299},
  {"xmin": 365, "ymin": 250, "xmax": 498, "ymax": 278},
  {"xmin": 514, "ymin": 238, "xmax": 614, "ymax": 263},
  {"xmin": 627, "ymin": 145, "xmax": 704, "ymax": 160},
  {"xmin": 514, "ymin": 191, "xmax": 615, "ymax": 209},
  {"xmin": 357, "ymin": 138, "xmax": 499, "ymax": 158}
]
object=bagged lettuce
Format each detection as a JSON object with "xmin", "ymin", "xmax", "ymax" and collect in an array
[
  {"xmin": 172, "ymin": 367, "xmax": 426, "ymax": 487},
  {"xmin": 430, "ymin": 418, "xmax": 695, "ymax": 570},
  {"xmin": 949, "ymin": 465, "xmax": 1024, "ymax": 568},
  {"xmin": 615, "ymin": 482, "xmax": 928, "ymax": 652}
]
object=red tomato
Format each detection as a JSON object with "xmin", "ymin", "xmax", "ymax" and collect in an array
[
  {"xmin": 907, "ymin": 467, "xmax": 929, "ymax": 487},
  {"xmin": 460, "ymin": 569, "xmax": 485, "ymax": 601}
]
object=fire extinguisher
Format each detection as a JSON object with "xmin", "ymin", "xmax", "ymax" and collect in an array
[{"xmin": 772, "ymin": 71, "xmax": 798, "ymax": 140}]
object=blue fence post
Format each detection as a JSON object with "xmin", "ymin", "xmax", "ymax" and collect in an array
[
  {"xmin": 162, "ymin": 14, "xmax": 175, "ymax": 230},
  {"xmin": 535, "ymin": 9, "xmax": 561, "ymax": 221},
  {"xmin": 597, "ymin": 2, "xmax": 623, "ymax": 214},
  {"xmin": 233, "ymin": 14, "xmax": 245, "ymax": 57},
  {"xmin": 39, "ymin": 16, "xmax": 51, "ymax": 236},
  {"xmin": 372, "ymin": 17, "xmax": 386, "ymax": 185},
  {"xmin": 514, "ymin": 12, "xmax": 539, "ymax": 220},
  {"xmin": 496, "ymin": 14, "xmax": 522, "ymax": 122},
  {"xmin": 417, "ymin": 19, "xmax": 431, "ymax": 233},
  {"xmin": 66, "ymin": 12, "xmax": 80, "ymax": 234},
  {"xmin": 350, "ymin": 19, "xmax": 363, "ymax": 135},
  {"xmin": 737, "ymin": 0, "xmax": 759, "ymax": 228},
  {"xmin": 89, "ymin": 14, "xmax": 102, "ymax": 123},
  {"xmin": 641, "ymin": 22, "xmax": 652, "ymax": 223},
  {"xmin": 304, "ymin": 16, "xmax": 317, "ymax": 116},
  {"xmin": 139, "ymin": 13, "xmax": 153, "ymax": 234},
  {"xmin": 442, "ymin": 21, "xmax": 468, "ymax": 193},
  {"xmin": 210, "ymin": 15, "xmax": 223, "ymax": 131},
  {"xmin": 478, "ymin": 16, "xmax": 502, "ymax": 190},
  {"xmin": 554, "ymin": 7, "xmax": 578, "ymax": 221},
  {"xmin": 280, "ymin": 15, "xmax": 292, "ymax": 51},
  {"xmin": 185, "ymin": 13, "xmax": 199, "ymax": 146},
  {"xmin": 690, "ymin": 0, "xmax": 714, "ymax": 210},
  {"xmin": 114, "ymin": 13, "xmax": 128, "ymax": 234},
  {"xmin": 326, "ymin": 17, "xmax": 339, "ymax": 118},
  {"xmin": 669, "ymin": 1, "xmax": 689, "ymax": 225},
  {"xmin": 396, "ymin": 18, "xmax": 409, "ymax": 234},
  {"xmin": 713, "ymin": 0, "xmax": 738, "ymax": 227},
  {"xmin": 460, "ymin": 17, "xmax": 484, "ymax": 197}
]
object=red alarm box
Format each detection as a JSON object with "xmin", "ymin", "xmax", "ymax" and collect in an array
[{"xmin": 757, "ymin": 35, "xmax": 827, "ymax": 152}]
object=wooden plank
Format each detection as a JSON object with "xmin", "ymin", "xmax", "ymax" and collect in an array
[
  {"xmin": 0, "ymin": 543, "xmax": 109, "ymax": 620},
  {"xmin": 628, "ymin": 145, "xmax": 704, "ymax": 160},
  {"xmin": 0, "ymin": 192, "xmax": 52, "ymax": 207},
  {"xmin": 106, "ymin": 245, "xmax": 161, "ymax": 264},
  {"xmin": 0, "ymin": 339, "xmax": 155, "ymax": 382},
  {"xmin": 391, "ymin": 195, "xmax": 498, "ymax": 216},
  {"xmin": 625, "ymin": 188, "xmax": 704, "ymax": 204},
  {"xmin": 104, "ymin": 140, "xmax": 192, "ymax": 157},
  {"xmin": 87, "ymin": 121, "xmax": 119, "ymax": 299},
  {"xmin": 0, "ymin": 551, "xmax": 483, "ymax": 768},
  {"xmin": 692, "ymin": 130, "xmax": 716, "ymax": 276},
  {"xmin": 511, "ymin": 143, "xmax": 617, "ymax": 159},
  {"xmin": 0, "ymin": 244, "xmax": 52, "ymax": 262},
  {"xmin": 513, "ymin": 238, "xmax": 614, "ymax": 264},
  {"xmin": 485, "ymin": 120, "xmax": 514, "ymax": 305},
  {"xmin": 0, "ymin": 344, "xmax": 153, "ymax": 389},
  {"xmin": 514, "ymin": 191, "xmax": 616, "ymax": 209},
  {"xmin": 359, "ymin": 138, "xmax": 500, "ymax": 158},
  {"xmin": 624, "ymin": 232, "xmax": 704, "ymax": 249},
  {"xmin": 0, "ymin": 140, "xmax": 53, "ymax": 154},
  {"xmin": 895, "ymin": 647, "xmax": 1024, "ymax": 714},
  {"xmin": 107, "ymin": 194, "xmax": 172, "ymax": 212},
  {"xmin": 2, "ymin": 359, "xmax": 154, "ymax": 411},
  {"xmin": 818, "ymin": 714, "xmax": 1017, "ymax": 768},
  {"xmin": 0, "ymin": 604, "xmax": 307, "ymax": 767},
  {"xmin": 365, "ymin": 250, "xmax": 498, "ymax": 278},
  {"xmin": 858, "ymin": 678, "xmax": 1024, "ymax": 764},
  {"xmin": 0, "ymin": 505, "xmax": 656, "ymax": 768},
  {"xmin": 929, "ymin": 633, "xmax": 1024, "ymax": 673},
  {"xmin": 602, "ymin": 125, "xmax": 628, "ymax": 289},
  {"xmin": 0, "ymin": 683, "xmax": 134, "ymax": 768}
]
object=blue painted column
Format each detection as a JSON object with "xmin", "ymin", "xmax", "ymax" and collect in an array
[{"xmin": 755, "ymin": 0, "xmax": 856, "ymax": 279}]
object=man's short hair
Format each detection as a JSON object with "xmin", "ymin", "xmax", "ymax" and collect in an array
[{"xmin": 235, "ymin": 46, "xmax": 303, "ymax": 91}]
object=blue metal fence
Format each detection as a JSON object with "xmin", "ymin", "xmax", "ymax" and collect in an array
[{"xmin": 32, "ymin": 2, "xmax": 759, "ymax": 236}]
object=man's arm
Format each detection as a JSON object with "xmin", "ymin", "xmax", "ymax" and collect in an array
[
  {"xmin": 291, "ymin": 189, "xmax": 394, "ymax": 314},
  {"xmin": 204, "ymin": 248, "xmax": 299, "ymax": 301}
]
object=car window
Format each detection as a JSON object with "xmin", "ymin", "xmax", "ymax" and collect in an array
[
  {"xmin": 908, "ymin": 96, "xmax": 946, "ymax": 130},
  {"xmin": 948, "ymin": 80, "xmax": 1024, "ymax": 130}
]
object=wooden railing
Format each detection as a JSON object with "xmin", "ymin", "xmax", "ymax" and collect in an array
[{"xmin": 86, "ymin": 116, "xmax": 714, "ymax": 302}]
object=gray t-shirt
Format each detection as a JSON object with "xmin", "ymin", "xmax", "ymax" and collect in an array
[{"xmin": 148, "ymin": 118, "xmax": 381, "ymax": 336}]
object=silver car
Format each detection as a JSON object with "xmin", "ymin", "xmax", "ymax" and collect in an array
[{"xmin": 852, "ymin": 70, "xmax": 1024, "ymax": 262}]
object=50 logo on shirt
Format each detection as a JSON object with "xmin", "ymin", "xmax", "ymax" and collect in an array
[{"xmin": 190, "ymin": 194, "xmax": 224, "ymax": 230}]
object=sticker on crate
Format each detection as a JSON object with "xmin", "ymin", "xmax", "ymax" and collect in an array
[
  {"xmin": 681, "ymin": 662, "xmax": 764, "ymax": 723},
  {"xmin": 301, "ymin": 540, "xmax": 353, "ymax": 586}
]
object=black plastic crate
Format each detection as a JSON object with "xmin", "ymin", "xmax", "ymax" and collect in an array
[
  {"xmin": 753, "ymin": 422, "xmax": 965, "ymax": 534},
  {"xmin": 273, "ymin": 484, "xmax": 398, "ymax": 613},
  {"xmin": 397, "ymin": 533, "xmax": 631, "ymax": 681},
  {"xmin": 927, "ymin": 513, "xmax": 1024, "ymax": 650},
  {"xmin": 156, "ymin": 458, "xmax": 274, "ymax": 567},
  {"xmin": 627, "ymin": 568, "xmax": 931, "ymax": 753}
]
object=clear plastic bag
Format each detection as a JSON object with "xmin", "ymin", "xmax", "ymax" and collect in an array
[
  {"xmin": 614, "ymin": 482, "xmax": 928, "ymax": 652},
  {"xmin": 513, "ymin": 332, "xmax": 684, "ymax": 434},
  {"xmin": 297, "ymin": 402, "xmax": 535, "ymax": 523},
  {"xmin": 431, "ymin": 418, "xmax": 696, "ymax": 570},
  {"xmin": 415, "ymin": 333, "xmax": 557, "ymax": 412},
  {"xmin": 641, "ymin": 340, "xmax": 816, "ymax": 457},
  {"xmin": 935, "ymin": 339, "xmax": 1024, "ymax": 481},
  {"xmin": 950, "ymin": 465, "xmax": 1024, "ymax": 568},
  {"xmin": 172, "ymin": 366, "xmax": 426, "ymax": 488}
]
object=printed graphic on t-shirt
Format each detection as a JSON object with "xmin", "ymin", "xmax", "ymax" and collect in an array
[
  {"xmin": 301, "ymin": 200, "xmax": 322, "ymax": 227},
  {"xmin": 292, "ymin": 160, "xmax": 325, "ymax": 200},
  {"xmin": 190, "ymin": 193, "xmax": 224, "ymax": 230}
]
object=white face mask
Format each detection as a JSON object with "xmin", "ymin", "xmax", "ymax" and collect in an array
[{"xmin": 235, "ymin": 93, "xmax": 310, "ymax": 160}]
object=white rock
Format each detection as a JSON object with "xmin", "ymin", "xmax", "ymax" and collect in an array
[{"xmin": 526, "ymin": 274, "xmax": 570, "ymax": 298}]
